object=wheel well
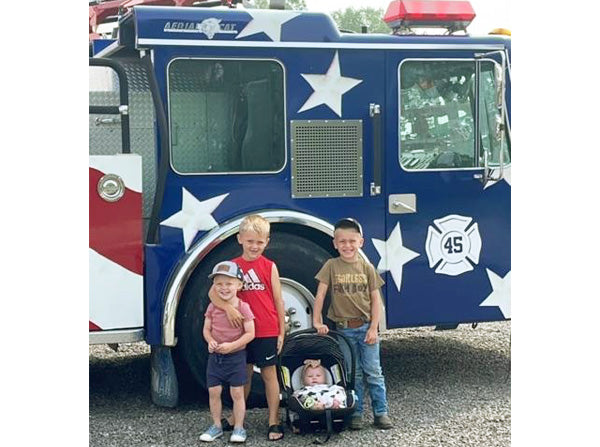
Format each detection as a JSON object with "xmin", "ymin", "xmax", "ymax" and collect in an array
[
  {"xmin": 174, "ymin": 222, "xmax": 336, "ymax": 333},
  {"xmin": 176, "ymin": 222, "xmax": 336, "ymax": 312},
  {"xmin": 270, "ymin": 223, "xmax": 337, "ymax": 257},
  {"xmin": 173, "ymin": 223, "xmax": 336, "ymax": 406}
]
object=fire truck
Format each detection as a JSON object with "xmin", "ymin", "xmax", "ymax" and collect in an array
[{"xmin": 89, "ymin": 0, "xmax": 511, "ymax": 407}]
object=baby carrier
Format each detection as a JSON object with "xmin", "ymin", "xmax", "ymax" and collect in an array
[{"xmin": 277, "ymin": 329, "xmax": 357, "ymax": 444}]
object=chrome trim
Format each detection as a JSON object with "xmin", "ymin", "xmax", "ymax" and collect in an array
[
  {"xmin": 281, "ymin": 277, "xmax": 315, "ymax": 334},
  {"xmin": 161, "ymin": 210, "xmax": 372, "ymax": 346},
  {"xmin": 138, "ymin": 38, "xmax": 507, "ymax": 51},
  {"xmin": 166, "ymin": 56, "xmax": 287, "ymax": 176},
  {"xmin": 502, "ymin": 49, "xmax": 512, "ymax": 148},
  {"xmin": 89, "ymin": 328, "xmax": 145, "ymax": 345}
]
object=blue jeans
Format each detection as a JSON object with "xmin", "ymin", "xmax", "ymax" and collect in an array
[{"xmin": 341, "ymin": 323, "xmax": 389, "ymax": 417}]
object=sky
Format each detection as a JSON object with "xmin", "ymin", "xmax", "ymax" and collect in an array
[{"xmin": 303, "ymin": 0, "xmax": 510, "ymax": 36}]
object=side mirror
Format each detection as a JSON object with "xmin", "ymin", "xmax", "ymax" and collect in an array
[
  {"xmin": 493, "ymin": 63, "xmax": 506, "ymax": 145},
  {"xmin": 494, "ymin": 63, "xmax": 503, "ymax": 109},
  {"xmin": 269, "ymin": 0, "xmax": 285, "ymax": 9},
  {"xmin": 494, "ymin": 113, "xmax": 504, "ymax": 143},
  {"xmin": 481, "ymin": 148, "xmax": 490, "ymax": 184}
]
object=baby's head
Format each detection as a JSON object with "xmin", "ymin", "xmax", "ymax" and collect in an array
[{"xmin": 302, "ymin": 359, "xmax": 327, "ymax": 386}]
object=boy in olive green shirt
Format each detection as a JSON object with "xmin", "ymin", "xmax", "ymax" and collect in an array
[{"xmin": 312, "ymin": 218, "xmax": 392, "ymax": 430}]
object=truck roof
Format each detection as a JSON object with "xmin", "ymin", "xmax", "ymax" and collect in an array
[{"xmin": 126, "ymin": 5, "xmax": 510, "ymax": 50}]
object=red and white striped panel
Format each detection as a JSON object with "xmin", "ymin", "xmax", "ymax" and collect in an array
[{"xmin": 89, "ymin": 155, "xmax": 144, "ymax": 331}]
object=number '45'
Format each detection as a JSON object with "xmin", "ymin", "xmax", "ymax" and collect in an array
[{"xmin": 444, "ymin": 236, "xmax": 463, "ymax": 254}]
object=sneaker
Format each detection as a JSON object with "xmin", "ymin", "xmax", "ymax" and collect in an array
[
  {"xmin": 200, "ymin": 424, "xmax": 224, "ymax": 442},
  {"xmin": 374, "ymin": 414, "xmax": 393, "ymax": 430},
  {"xmin": 348, "ymin": 415, "xmax": 363, "ymax": 430},
  {"xmin": 230, "ymin": 428, "xmax": 247, "ymax": 443}
]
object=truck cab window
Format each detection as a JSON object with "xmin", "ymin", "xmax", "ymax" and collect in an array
[
  {"xmin": 168, "ymin": 59, "xmax": 285, "ymax": 174},
  {"xmin": 399, "ymin": 60, "xmax": 509, "ymax": 170}
]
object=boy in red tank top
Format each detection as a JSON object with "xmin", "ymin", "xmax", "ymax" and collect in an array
[{"xmin": 209, "ymin": 215, "xmax": 285, "ymax": 441}]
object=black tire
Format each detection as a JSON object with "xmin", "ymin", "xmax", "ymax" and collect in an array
[{"xmin": 175, "ymin": 230, "xmax": 332, "ymax": 407}]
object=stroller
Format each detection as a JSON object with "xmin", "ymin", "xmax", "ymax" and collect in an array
[{"xmin": 277, "ymin": 329, "xmax": 357, "ymax": 444}]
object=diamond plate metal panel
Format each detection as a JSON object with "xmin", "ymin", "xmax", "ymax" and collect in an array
[
  {"xmin": 89, "ymin": 66, "xmax": 120, "ymax": 107},
  {"xmin": 89, "ymin": 58, "xmax": 157, "ymax": 220},
  {"xmin": 291, "ymin": 120, "xmax": 363, "ymax": 198}
]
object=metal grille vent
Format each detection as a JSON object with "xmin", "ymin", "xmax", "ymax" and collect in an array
[{"xmin": 291, "ymin": 120, "xmax": 363, "ymax": 198}]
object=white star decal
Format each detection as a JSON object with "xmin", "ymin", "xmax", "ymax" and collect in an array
[
  {"xmin": 160, "ymin": 188, "xmax": 228, "ymax": 251},
  {"xmin": 479, "ymin": 269, "xmax": 511, "ymax": 318},
  {"xmin": 298, "ymin": 51, "xmax": 363, "ymax": 117},
  {"xmin": 236, "ymin": 10, "xmax": 301, "ymax": 41},
  {"xmin": 484, "ymin": 165, "xmax": 511, "ymax": 190},
  {"xmin": 372, "ymin": 223, "xmax": 420, "ymax": 292}
]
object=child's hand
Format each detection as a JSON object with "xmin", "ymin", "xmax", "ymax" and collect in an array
[
  {"xmin": 364, "ymin": 327, "xmax": 378, "ymax": 344},
  {"xmin": 225, "ymin": 305, "xmax": 244, "ymax": 328},
  {"xmin": 216, "ymin": 342, "xmax": 234, "ymax": 354},
  {"xmin": 208, "ymin": 340, "xmax": 219, "ymax": 353},
  {"xmin": 314, "ymin": 323, "xmax": 329, "ymax": 335},
  {"xmin": 277, "ymin": 334, "xmax": 284, "ymax": 354}
]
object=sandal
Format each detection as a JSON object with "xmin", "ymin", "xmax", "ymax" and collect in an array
[
  {"xmin": 267, "ymin": 424, "xmax": 284, "ymax": 441},
  {"xmin": 221, "ymin": 418, "xmax": 233, "ymax": 432}
]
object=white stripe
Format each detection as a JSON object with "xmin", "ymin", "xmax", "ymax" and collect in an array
[
  {"xmin": 137, "ymin": 38, "xmax": 506, "ymax": 51},
  {"xmin": 90, "ymin": 154, "xmax": 143, "ymax": 193},
  {"xmin": 248, "ymin": 269, "xmax": 261, "ymax": 283},
  {"xmin": 89, "ymin": 249, "xmax": 144, "ymax": 330}
]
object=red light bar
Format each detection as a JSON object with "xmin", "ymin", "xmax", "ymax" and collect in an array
[{"xmin": 384, "ymin": 0, "xmax": 475, "ymax": 32}]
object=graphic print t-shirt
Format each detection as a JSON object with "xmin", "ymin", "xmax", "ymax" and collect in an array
[
  {"xmin": 233, "ymin": 255, "xmax": 280, "ymax": 338},
  {"xmin": 315, "ymin": 257, "xmax": 384, "ymax": 323}
]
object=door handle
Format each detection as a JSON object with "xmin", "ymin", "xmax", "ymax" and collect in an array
[
  {"xmin": 370, "ymin": 103, "xmax": 382, "ymax": 196},
  {"xmin": 392, "ymin": 201, "xmax": 416, "ymax": 212},
  {"xmin": 389, "ymin": 194, "xmax": 417, "ymax": 214}
]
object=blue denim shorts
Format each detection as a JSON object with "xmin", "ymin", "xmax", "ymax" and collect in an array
[{"xmin": 206, "ymin": 350, "xmax": 248, "ymax": 388}]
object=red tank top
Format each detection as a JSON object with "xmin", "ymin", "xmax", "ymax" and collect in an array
[{"xmin": 232, "ymin": 255, "xmax": 280, "ymax": 338}]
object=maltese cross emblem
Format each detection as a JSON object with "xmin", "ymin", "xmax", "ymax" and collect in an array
[{"xmin": 425, "ymin": 214, "xmax": 482, "ymax": 276}]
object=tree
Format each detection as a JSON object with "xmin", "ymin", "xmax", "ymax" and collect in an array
[
  {"xmin": 331, "ymin": 7, "xmax": 390, "ymax": 34},
  {"xmin": 251, "ymin": 0, "xmax": 307, "ymax": 10}
]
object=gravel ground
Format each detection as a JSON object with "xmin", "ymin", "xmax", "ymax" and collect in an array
[{"xmin": 90, "ymin": 321, "xmax": 510, "ymax": 447}]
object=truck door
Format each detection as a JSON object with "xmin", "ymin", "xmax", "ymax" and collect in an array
[
  {"xmin": 89, "ymin": 59, "xmax": 144, "ymax": 338},
  {"xmin": 382, "ymin": 52, "xmax": 511, "ymax": 328}
]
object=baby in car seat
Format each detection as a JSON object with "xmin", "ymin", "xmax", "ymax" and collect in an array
[{"xmin": 292, "ymin": 359, "xmax": 347, "ymax": 410}]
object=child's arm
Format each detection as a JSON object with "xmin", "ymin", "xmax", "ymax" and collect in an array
[
  {"xmin": 365, "ymin": 288, "xmax": 382, "ymax": 345},
  {"xmin": 202, "ymin": 315, "xmax": 219, "ymax": 353},
  {"xmin": 216, "ymin": 319, "xmax": 255, "ymax": 354},
  {"xmin": 208, "ymin": 284, "xmax": 244, "ymax": 328},
  {"xmin": 312, "ymin": 282, "xmax": 329, "ymax": 335},
  {"xmin": 271, "ymin": 264, "xmax": 286, "ymax": 354}
]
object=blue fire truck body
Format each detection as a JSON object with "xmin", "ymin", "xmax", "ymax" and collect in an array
[{"xmin": 89, "ymin": 3, "xmax": 510, "ymax": 406}]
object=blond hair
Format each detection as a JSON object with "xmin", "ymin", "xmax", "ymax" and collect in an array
[{"xmin": 238, "ymin": 214, "xmax": 270, "ymax": 237}]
